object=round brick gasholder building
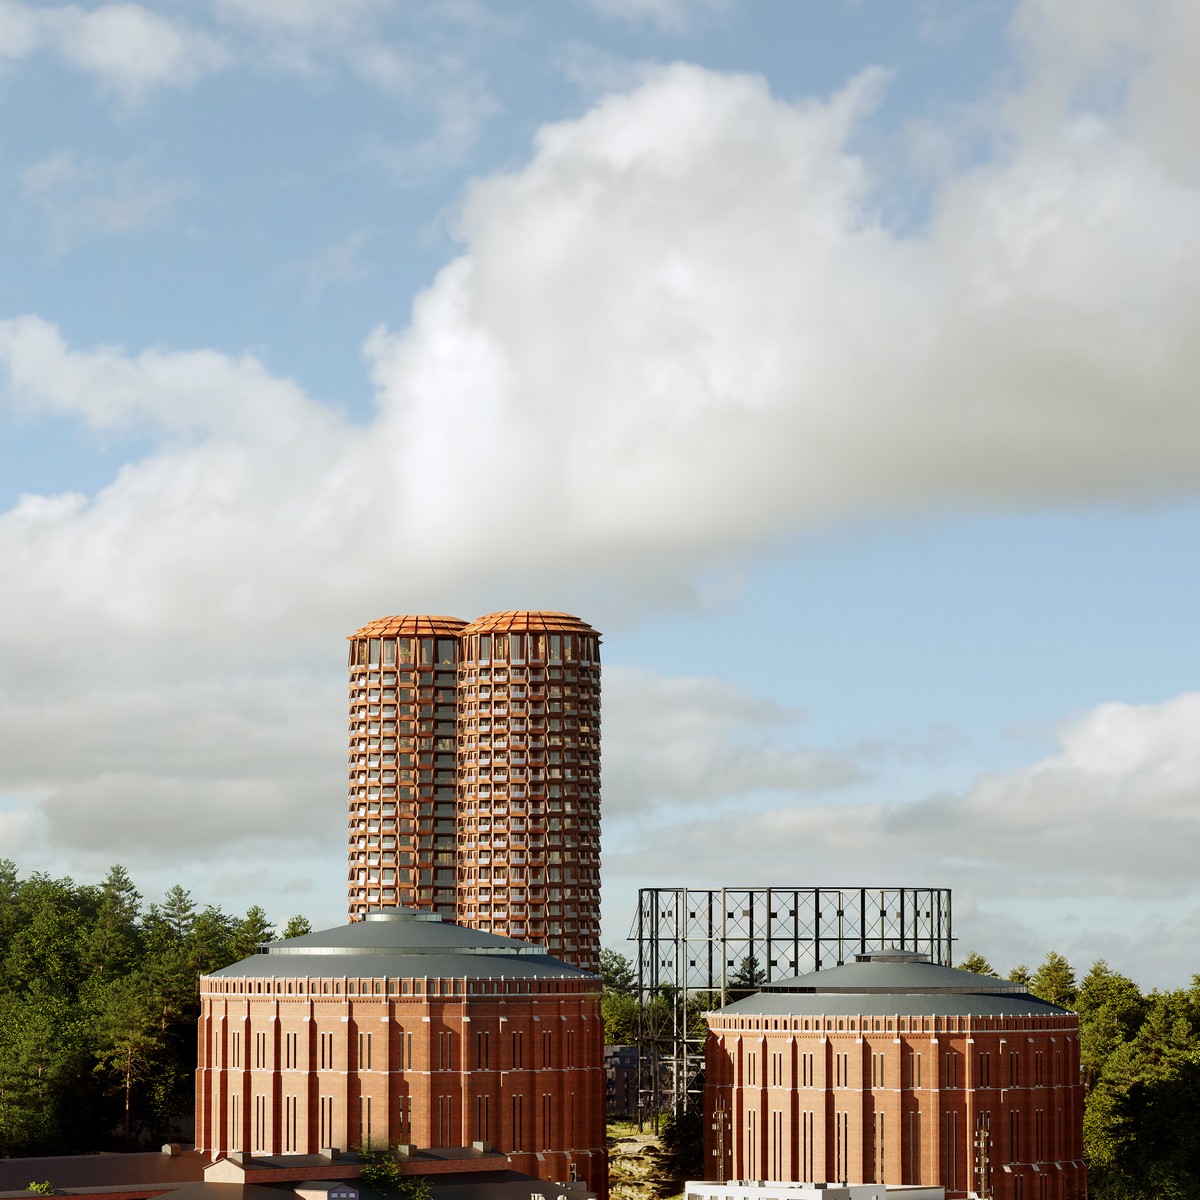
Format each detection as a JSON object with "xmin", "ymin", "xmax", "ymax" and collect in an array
[
  {"xmin": 704, "ymin": 952, "xmax": 1085, "ymax": 1200},
  {"xmin": 196, "ymin": 908, "xmax": 607, "ymax": 1198}
]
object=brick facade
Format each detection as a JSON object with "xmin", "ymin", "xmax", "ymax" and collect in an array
[
  {"xmin": 455, "ymin": 612, "xmax": 602, "ymax": 973},
  {"xmin": 705, "ymin": 1009, "xmax": 1085, "ymax": 1200},
  {"xmin": 195, "ymin": 970, "xmax": 607, "ymax": 1198}
]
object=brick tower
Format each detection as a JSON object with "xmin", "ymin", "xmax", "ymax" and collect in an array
[
  {"xmin": 346, "ymin": 611, "xmax": 602, "ymax": 972},
  {"xmin": 456, "ymin": 611, "xmax": 603, "ymax": 972},
  {"xmin": 346, "ymin": 615, "xmax": 467, "ymax": 920}
]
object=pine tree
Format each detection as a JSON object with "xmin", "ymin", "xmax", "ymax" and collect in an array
[
  {"xmin": 1030, "ymin": 951, "xmax": 1077, "ymax": 1008},
  {"xmin": 957, "ymin": 951, "xmax": 996, "ymax": 977},
  {"xmin": 87, "ymin": 866, "xmax": 142, "ymax": 980},
  {"xmin": 161, "ymin": 886, "xmax": 196, "ymax": 939},
  {"xmin": 231, "ymin": 906, "xmax": 275, "ymax": 960},
  {"xmin": 281, "ymin": 915, "xmax": 313, "ymax": 940}
]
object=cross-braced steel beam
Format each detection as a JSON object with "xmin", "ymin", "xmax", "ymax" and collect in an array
[{"xmin": 631, "ymin": 885, "xmax": 953, "ymax": 1123}]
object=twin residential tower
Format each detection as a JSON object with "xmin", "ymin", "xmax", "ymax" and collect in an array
[{"xmin": 345, "ymin": 610, "xmax": 602, "ymax": 972}]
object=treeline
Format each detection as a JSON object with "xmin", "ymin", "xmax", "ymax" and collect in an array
[
  {"xmin": 0, "ymin": 859, "xmax": 310, "ymax": 1157},
  {"xmin": 960, "ymin": 950, "xmax": 1200, "ymax": 1200},
  {"xmin": 599, "ymin": 946, "xmax": 1200, "ymax": 1200}
]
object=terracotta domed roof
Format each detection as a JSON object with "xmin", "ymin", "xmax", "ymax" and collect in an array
[
  {"xmin": 349, "ymin": 615, "xmax": 468, "ymax": 639},
  {"xmin": 461, "ymin": 610, "xmax": 600, "ymax": 637}
]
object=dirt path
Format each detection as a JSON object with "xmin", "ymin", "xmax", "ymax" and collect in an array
[{"xmin": 607, "ymin": 1126, "xmax": 684, "ymax": 1200}]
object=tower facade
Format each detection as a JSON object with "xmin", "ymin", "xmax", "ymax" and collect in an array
[
  {"xmin": 456, "ymin": 611, "xmax": 602, "ymax": 973},
  {"xmin": 346, "ymin": 615, "xmax": 467, "ymax": 921},
  {"xmin": 346, "ymin": 611, "xmax": 602, "ymax": 971}
]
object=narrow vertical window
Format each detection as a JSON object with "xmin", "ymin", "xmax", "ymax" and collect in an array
[
  {"xmin": 511, "ymin": 1094, "xmax": 524, "ymax": 1151},
  {"xmin": 945, "ymin": 1111, "xmax": 957, "ymax": 1191},
  {"xmin": 910, "ymin": 1111, "xmax": 921, "ymax": 1184}
]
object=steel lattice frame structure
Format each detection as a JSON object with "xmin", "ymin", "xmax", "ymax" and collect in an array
[{"xmin": 632, "ymin": 885, "xmax": 953, "ymax": 1122}]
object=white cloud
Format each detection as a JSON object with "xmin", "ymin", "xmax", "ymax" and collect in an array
[
  {"xmin": 283, "ymin": 231, "xmax": 373, "ymax": 304},
  {"xmin": 207, "ymin": 0, "xmax": 388, "ymax": 76},
  {"xmin": 0, "ymin": 0, "xmax": 495, "ymax": 130},
  {"xmin": 558, "ymin": 41, "xmax": 662, "ymax": 97},
  {"xmin": 583, "ymin": 0, "xmax": 730, "ymax": 33},
  {"xmin": 208, "ymin": 0, "xmax": 500, "ymax": 175},
  {"xmin": 0, "ymin": 1, "xmax": 227, "ymax": 102},
  {"xmin": 0, "ymin": 316, "xmax": 334, "ymax": 438},
  {"xmin": 907, "ymin": 694, "xmax": 1200, "ymax": 897},
  {"xmin": 601, "ymin": 693, "xmax": 1200, "ymax": 984},
  {"xmin": 3, "ymin": 8, "xmax": 1198, "ymax": 638},
  {"xmin": 362, "ymin": 69, "xmax": 500, "ymax": 182},
  {"xmin": 602, "ymin": 667, "xmax": 861, "ymax": 815},
  {"xmin": 3, "ymin": 0, "xmax": 1200, "ymax": 963},
  {"xmin": 19, "ymin": 151, "xmax": 180, "ymax": 252}
]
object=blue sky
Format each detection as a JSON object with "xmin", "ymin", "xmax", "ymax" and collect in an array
[{"xmin": 2, "ymin": 0, "xmax": 1199, "ymax": 986}]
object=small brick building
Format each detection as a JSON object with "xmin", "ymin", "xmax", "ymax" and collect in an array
[
  {"xmin": 703, "ymin": 952, "xmax": 1085, "ymax": 1200},
  {"xmin": 196, "ymin": 908, "xmax": 606, "ymax": 1198}
]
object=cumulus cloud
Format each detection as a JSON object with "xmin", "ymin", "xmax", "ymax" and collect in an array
[
  {"xmin": 602, "ymin": 667, "xmax": 860, "ymax": 814},
  {"xmin": 4, "ymin": 0, "xmax": 1200, "ymax": 949},
  {"xmin": 366, "ymin": 57, "xmax": 1200, "ymax": 559},
  {"xmin": 612, "ymin": 696, "xmax": 1200, "ymax": 898},
  {"xmin": 4, "ymin": 5, "xmax": 1199, "ymax": 634},
  {"xmin": 601, "ymin": 693, "xmax": 1200, "ymax": 983}
]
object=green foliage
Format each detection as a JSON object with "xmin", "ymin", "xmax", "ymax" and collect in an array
[
  {"xmin": 231, "ymin": 905, "xmax": 276, "ymax": 960},
  {"xmin": 600, "ymin": 947, "xmax": 636, "ymax": 996},
  {"xmin": 964, "ymin": 949, "xmax": 1200, "ymax": 1200},
  {"xmin": 1031, "ymin": 950, "xmax": 1078, "ymax": 1008},
  {"xmin": 1078, "ymin": 960, "xmax": 1148, "ymax": 1091},
  {"xmin": 659, "ymin": 1105, "xmax": 705, "ymax": 1180},
  {"xmin": 355, "ymin": 1149, "xmax": 432, "ymax": 1199},
  {"xmin": 160, "ymin": 886, "xmax": 197, "ymax": 939},
  {"xmin": 728, "ymin": 953, "xmax": 766, "ymax": 999},
  {"xmin": 601, "ymin": 990, "xmax": 639, "ymax": 1045},
  {"xmin": 957, "ymin": 951, "xmax": 996, "ymax": 976},
  {"xmin": 281, "ymin": 915, "xmax": 313, "ymax": 940},
  {"xmin": 1084, "ymin": 985, "xmax": 1200, "ymax": 1199},
  {"xmin": 27, "ymin": 1181, "xmax": 55, "ymax": 1195},
  {"xmin": 0, "ymin": 858, "xmax": 270, "ymax": 1156}
]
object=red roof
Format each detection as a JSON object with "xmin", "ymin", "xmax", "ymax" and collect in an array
[
  {"xmin": 461, "ymin": 610, "xmax": 600, "ymax": 637},
  {"xmin": 348, "ymin": 615, "xmax": 467, "ymax": 639}
]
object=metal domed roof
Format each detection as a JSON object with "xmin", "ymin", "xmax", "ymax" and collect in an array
[
  {"xmin": 207, "ymin": 908, "xmax": 597, "ymax": 981},
  {"xmin": 717, "ymin": 953, "xmax": 1072, "ymax": 1018}
]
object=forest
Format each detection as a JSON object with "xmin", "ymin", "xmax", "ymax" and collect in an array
[
  {"xmin": 599, "ymin": 946, "xmax": 1200, "ymax": 1200},
  {"xmin": 0, "ymin": 859, "xmax": 309, "ymax": 1156}
]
